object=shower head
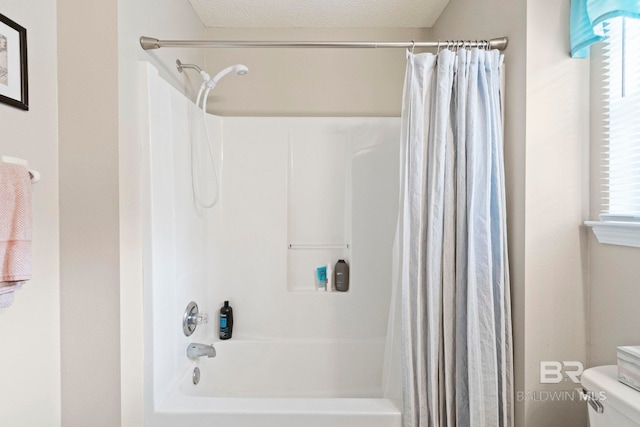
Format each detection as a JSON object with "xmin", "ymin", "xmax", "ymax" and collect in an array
[
  {"xmin": 209, "ymin": 64, "xmax": 249, "ymax": 87},
  {"xmin": 176, "ymin": 59, "xmax": 249, "ymax": 89}
]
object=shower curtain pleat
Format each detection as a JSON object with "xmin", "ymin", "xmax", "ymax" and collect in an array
[{"xmin": 388, "ymin": 47, "xmax": 513, "ymax": 427}]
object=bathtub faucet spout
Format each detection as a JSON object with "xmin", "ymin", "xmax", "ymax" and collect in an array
[{"xmin": 187, "ymin": 343, "xmax": 216, "ymax": 359}]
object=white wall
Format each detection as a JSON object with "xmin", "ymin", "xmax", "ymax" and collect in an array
[
  {"xmin": 58, "ymin": 0, "xmax": 121, "ymax": 424},
  {"xmin": 525, "ymin": 1, "xmax": 589, "ymax": 425},
  {"xmin": 0, "ymin": 2, "xmax": 61, "ymax": 426},
  {"xmin": 588, "ymin": 242, "xmax": 640, "ymax": 365},
  {"xmin": 523, "ymin": 2, "xmax": 589, "ymax": 425}
]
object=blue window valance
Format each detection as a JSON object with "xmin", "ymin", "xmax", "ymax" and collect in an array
[{"xmin": 570, "ymin": 0, "xmax": 640, "ymax": 57}]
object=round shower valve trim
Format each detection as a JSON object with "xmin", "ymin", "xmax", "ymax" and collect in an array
[{"xmin": 183, "ymin": 301, "xmax": 209, "ymax": 336}]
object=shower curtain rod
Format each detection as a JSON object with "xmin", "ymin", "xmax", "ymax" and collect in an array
[{"xmin": 139, "ymin": 36, "xmax": 508, "ymax": 51}]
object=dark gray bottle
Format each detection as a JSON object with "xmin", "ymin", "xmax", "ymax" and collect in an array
[
  {"xmin": 334, "ymin": 260, "xmax": 349, "ymax": 292},
  {"xmin": 219, "ymin": 301, "xmax": 233, "ymax": 340}
]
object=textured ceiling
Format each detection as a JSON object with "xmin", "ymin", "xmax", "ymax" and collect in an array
[{"xmin": 188, "ymin": 0, "xmax": 450, "ymax": 28}]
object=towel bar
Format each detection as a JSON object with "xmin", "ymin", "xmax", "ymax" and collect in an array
[{"xmin": 0, "ymin": 155, "xmax": 40, "ymax": 183}]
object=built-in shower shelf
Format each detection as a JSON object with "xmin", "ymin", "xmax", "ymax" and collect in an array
[
  {"xmin": 286, "ymin": 244, "xmax": 350, "ymax": 292},
  {"xmin": 288, "ymin": 289, "xmax": 351, "ymax": 294},
  {"xmin": 288, "ymin": 243, "xmax": 350, "ymax": 250}
]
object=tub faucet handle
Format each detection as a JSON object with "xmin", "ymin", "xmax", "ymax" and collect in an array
[
  {"xmin": 192, "ymin": 312, "xmax": 209, "ymax": 325},
  {"xmin": 183, "ymin": 301, "xmax": 209, "ymax": 336}
]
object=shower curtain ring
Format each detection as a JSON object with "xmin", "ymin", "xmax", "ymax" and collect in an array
[
  {"xmin": 410, "ymin": 40, "xmax": 416, "ymax": 54},
  {"xmin": 437, "ymin": 40, "xmax": 442, "ymax": 54}
]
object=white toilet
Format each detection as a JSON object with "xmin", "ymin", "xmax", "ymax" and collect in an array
[{"xmin": 581, "ymin": 365, "xmax": 640, "ymax": 426}]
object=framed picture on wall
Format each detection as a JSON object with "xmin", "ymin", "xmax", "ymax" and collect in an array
[{"xmin": 0, "ymin": 14, "xmax": 28, "ymax": 110}]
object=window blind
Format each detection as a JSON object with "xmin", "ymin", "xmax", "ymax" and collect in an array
[{"xmin": 603, "ymin": 17, "xmax": 640, "ymax": 219}]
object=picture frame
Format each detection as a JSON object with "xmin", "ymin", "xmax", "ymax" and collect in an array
[{"xmin": 0, "ymin": 14, "xmax": 28, "ymax": 110}]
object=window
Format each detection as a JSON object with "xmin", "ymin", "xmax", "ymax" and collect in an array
[
  {"xmin": 586, "ymin": 17, "xmax": 640, "ymax": 247},
  {"xmin": 603, "ymin": 17, "xmax": 640, "ymax": 217}
]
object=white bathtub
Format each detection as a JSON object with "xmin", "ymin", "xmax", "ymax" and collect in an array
[{"xmin": 149, "ymin": 339, "xmax": 401, "ymax": 427}]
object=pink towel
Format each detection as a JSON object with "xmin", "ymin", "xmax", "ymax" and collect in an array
[{"xmin": 0, "ymin": 163, "xmax": 32, "ymax": 307}]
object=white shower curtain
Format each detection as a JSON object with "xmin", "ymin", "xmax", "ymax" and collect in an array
[{"xmin": 386, "ymin": 48, "xmax": 513, "ymax": 427}]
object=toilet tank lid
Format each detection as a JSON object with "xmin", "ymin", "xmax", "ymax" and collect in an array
[{"xmin": 582, "ymin": 365, "xmax": 640, "ymax": 422}]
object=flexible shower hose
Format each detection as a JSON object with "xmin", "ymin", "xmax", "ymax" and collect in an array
[{"xmin": 191, "ymin": 82, "xmax": 220, "ymax": 209}]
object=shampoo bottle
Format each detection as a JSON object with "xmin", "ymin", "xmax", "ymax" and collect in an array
[
  {"xmin": 219, "ymin": 301, "xmax": 233, "ymax": 340},
  {"xmin": 334, "ymin": 259, "xmax": 350, "ymax": 292}
]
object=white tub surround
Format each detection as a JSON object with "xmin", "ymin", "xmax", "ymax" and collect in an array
[{"xmin": 141, "ymin": 62, "xmax": 401, "ymax": 426}]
